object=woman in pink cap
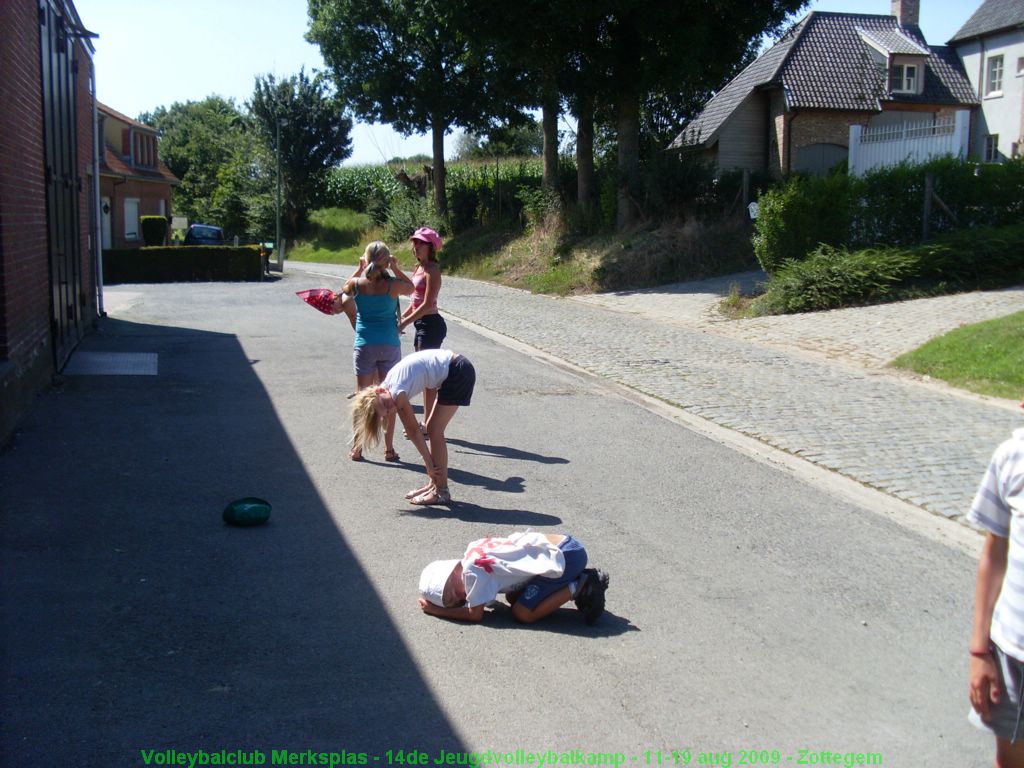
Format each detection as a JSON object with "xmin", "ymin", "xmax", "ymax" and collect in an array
[{"xmin": 399, "ymin": 227, "xmax": 445, "ymax": 438}]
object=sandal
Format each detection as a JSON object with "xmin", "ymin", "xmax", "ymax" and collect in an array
[
  {"xmin": 410, "ymin": 489, "xmax": 451, "ymax": 506},
  {"xmin": 405, "ymin": 485, "xmax": 432, "ymax": 500},
  {"xmin": 349, "ymin": 447, "xmax": 364, "ymax": 462},
  {"xmin": 384, "ymin": 450, "xmax": 400, "ymax": 462}
]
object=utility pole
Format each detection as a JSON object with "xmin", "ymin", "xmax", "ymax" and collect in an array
[{"xmin": 275, "ymin": 117, "xmax": 288, "ymax": 271}]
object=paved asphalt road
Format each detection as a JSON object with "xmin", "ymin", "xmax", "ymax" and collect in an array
[{"xmin": 0, "ymin": 270, "xmax": 1001, "ymax": 766}]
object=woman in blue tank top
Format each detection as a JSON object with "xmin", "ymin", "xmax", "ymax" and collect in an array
[{"xmin": 337, "ymin": 242, "xmax": 413, "ymax": 462}]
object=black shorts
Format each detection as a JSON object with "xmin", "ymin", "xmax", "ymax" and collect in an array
[
  {"xmin": 436, "ymin": 356, "xmax": 475, "ymax": 407},
  {"xmin": 414, "ymin": 313, "xmax": 447, "ymax": 351}
]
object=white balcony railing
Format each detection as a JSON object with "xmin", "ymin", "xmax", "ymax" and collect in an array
[{"xmin": 848, "ymin": 110, "xmax": 970, "ymax": 176}]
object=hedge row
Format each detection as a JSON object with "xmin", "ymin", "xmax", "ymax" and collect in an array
[
  {"xmin": 753, "ymin": 222, "xmax": 1024, "ymax": 314},
  {"xmin": 753, "ymin": 157, "xmax": 1024, "ymax": 274},
  {"xmin": 103, "ymin": 246, "xmax": 264, "ymax": 284}
]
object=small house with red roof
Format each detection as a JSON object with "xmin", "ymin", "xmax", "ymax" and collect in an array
[{"xmin": 97, "ymin": 102, "xmax": 179, "ymax": 249}]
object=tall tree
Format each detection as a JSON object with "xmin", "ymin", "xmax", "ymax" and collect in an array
[
  {"xmin": 248, "ymin": 68, "xmax": 353, "ymax": 236},
  {"xmin": 469, "ymin": 0, "xmax": 571, "ymax": 192},
  {"xmin": 150, "ymin": 96, "xmax": 251, "ymax": 234},
  {"xmin": 604, "ymin": 0, "xmax": 806, "ymax": 228},
  {"xmin": 307, "ymin": 0, "xmax": 522, "ymax": 218},
  {"xmin": 561, "ymin": 0, "xmax": 613, "ymax": 215}
]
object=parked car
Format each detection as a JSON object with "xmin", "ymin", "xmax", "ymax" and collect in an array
[{"xmin": 183, "ymin": 224, "xmax": 225, "ymax": 246}]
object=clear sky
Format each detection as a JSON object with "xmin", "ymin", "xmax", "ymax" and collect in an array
[{"xmin": 73, "ymin": 0, "xmax": 977, "ymax": 166}]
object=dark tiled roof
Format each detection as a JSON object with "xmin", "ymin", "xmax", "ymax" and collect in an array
[
  {"xmin": 950, "ymin": 0, "xmax": 1024, "ymax": 43},
  {"xmin": 671, "ymin": 10, "xmax": 977, "ymax": 148},
  {"xmin": 916, "ymin": 46, "xmax": 981, "ymax": 105},
  {"xmin": 101, "ymin": 146, "xmax": 179, "ymax": 186},
  {"xmin": 856, "ymin": 27, "xmax": 930, "ymax": 55},
  {"xmin": 668, "ymin": 17, "xmax": 806, "ymax": 148}
]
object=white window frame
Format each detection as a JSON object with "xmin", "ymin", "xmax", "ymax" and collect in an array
[
  {"xmin": 984, "ymin": 134, "xmax": 1000, "ymax": 163},
  {"xmin": 124, "ymin": 198, "xmax": 140, "ymax": 241},
  {"xmin": 891, "ymin": 63, "xmax": 918, "ymax": 94},
  {"xmin": 986, "ymin": 55, "xmax": 1004, "ymax": 95}
]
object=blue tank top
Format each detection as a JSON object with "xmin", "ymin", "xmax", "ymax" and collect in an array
[{"xmin": 354, "ymin": 289, "xmax": 400, "ymax": 347}]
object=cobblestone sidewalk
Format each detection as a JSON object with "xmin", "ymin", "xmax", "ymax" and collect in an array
[{"xmin": 290, "ymin": 262, "xmax": 1023, "ymax": 527}]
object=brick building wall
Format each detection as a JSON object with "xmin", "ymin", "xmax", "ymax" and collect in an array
[
  {"xmin": 0, "ymin": 0, "xmax": 97, "ymax": 445},
  {"xmin": 0, "ymin": 1, "xmax": 50, "ymax": 367},
  {"xmin": 789, "ymin": 110, "xmax": 872, "ymax": 152}
]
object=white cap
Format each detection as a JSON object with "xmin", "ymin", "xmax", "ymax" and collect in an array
[{"xmin": 419, "ymin": 559, "xmax": 460, "ymax": 606}]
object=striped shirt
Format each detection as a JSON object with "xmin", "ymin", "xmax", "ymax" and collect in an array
[{"xmin": 968, "ymin": 427, "xmax": 1024, "ymax": 660}]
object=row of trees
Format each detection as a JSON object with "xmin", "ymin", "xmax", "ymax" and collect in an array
[
  {"xmin": 148, "ymin": 2, "xmax": 807, "ymax": 239},
  {"xmin": 306, "ymin": 0, "xmax": 807, "ymax": 228},
  {"xmin": 142, "ymin": 69, "xmax": 352, "ymax": 241}
]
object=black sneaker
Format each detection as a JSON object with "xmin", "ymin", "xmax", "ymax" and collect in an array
[{"xmin": 574, "ymin": 568, "xmax": 609, "ymax": 625}]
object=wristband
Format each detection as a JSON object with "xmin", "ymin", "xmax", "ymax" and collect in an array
[{"xmin": 970, "ymin": 648, "xmax": 993, "ymax": 658}]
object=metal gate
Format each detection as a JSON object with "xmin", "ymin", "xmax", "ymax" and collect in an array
[{"xmin": 39, "ymin": 0, "xmax": 84, "ymax": 369}]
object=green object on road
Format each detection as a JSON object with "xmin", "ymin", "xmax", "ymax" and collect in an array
[{"xmin": 223, "ymin": 497, "xmax": 272, "ymax": 526}]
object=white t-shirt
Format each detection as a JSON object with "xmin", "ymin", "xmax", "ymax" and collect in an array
[
  {"xmin": 968, "ymin": 427, "xmax": 1024, "ymax": 659},
  {"xmin": 460, "ymin": 532, "xmax": 566, "ymax": 608},
  {"xmin": 382, "ymin": 349, "xmax": 454, "ymax": 401}
]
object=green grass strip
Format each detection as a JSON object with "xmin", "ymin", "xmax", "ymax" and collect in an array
[{"xmin": 892, "ymin": 310, "xmax": 1024, "ymax": 399}]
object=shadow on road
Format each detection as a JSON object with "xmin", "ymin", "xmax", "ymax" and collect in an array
[
  {"xmin": 361, "ymin": 459, "xmax": 526, "ymax": 495},
  {"xmin": 445, "ymin": 438, "xmax": 569, "ymax": 465},
  {"xmin": 479, "ymin": 606, "xmax": 638, "ymax": 637},
  {"xmin": 0, "ymin": 317, "xmax": 463, "ymax": 763},
  {"xmin": 399, "ymin": 500, "xmax": 561, "ymax": 527}
]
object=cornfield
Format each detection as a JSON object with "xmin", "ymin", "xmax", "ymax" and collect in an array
[{"xmin": 325, "ymin": 157, "xmax": 554, "ymax": 231}]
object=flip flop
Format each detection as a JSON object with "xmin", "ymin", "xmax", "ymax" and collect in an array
[
  {"xmin": 384, "ymin": 450, "xmax": 400, "ymax": 462},
  {"xmin": 410, "ymin": 489, "xmax": 451, "ymax": 506}
]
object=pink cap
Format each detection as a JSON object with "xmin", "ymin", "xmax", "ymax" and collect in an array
[{"xmin": 410, "ymin": 226, "xmax": 442, "ymax": 252}]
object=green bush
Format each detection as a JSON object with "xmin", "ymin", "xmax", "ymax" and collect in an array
[
  {"xmin": 140, "ymin": 216, "xmax": 168, "ymax": 246},
  {"xmin": 754, "ymin": 158, "xmax": 1024, "ymax": 274},
  {"xmin": 752, "ymin": 173, "xmax": 851, "ymax": 274},
  {"xmin": 752, "ymin": 222, "xmax": 1024, "ymax": 314},
  {"xmin": 516, "ymin": 185, "xmax": 561, "ymax": 229},
  {"xmin": 103, "ymin": 246, "xmax": 264, "ymax": 283},
  {"xmin": 384, "ymin": 194, "xmax": 445, "ymax": 243}
]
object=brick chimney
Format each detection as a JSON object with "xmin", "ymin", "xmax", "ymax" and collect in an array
[{"xmin": 892, "ymin": 0, "xmax": 920, "ymax": 27}]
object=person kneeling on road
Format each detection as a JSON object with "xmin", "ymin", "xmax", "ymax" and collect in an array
[{"xmin": 418, "ymin": 531, "xmax": 609, "ymax": 625}]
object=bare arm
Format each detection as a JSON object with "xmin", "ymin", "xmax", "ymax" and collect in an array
[
  {"xmin": 332, "ymin": 277, "xmax": 358, "ymax": 318},
  {"xmin": 393, "ymin": 392, "xmax": 440, "ymax": 481},
  {"xmin": 419, "ymin": 598, "xmax": 485, "ymax": 621},
  {"xmin": 969, "ymin": 532, "xmax": 1009, "ymax": 718},
  {"xmin": 387, "ymin": 259, "xmax": 414, "ymax": 297}
]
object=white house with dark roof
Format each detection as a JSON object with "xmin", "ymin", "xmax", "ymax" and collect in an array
[
  {"xmin": 949, "ymin": 0, "xmax": 1024, "ymax": 162},
  {"xmin": 669, "ymin": 0, "xmax": 978, "ymax": 176}
]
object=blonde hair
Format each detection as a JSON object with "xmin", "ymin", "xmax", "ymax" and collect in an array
[
  {"xmin": 351, "ymin": 386, "xmax": 383, "ymax": 450},
  {"xmin": 362, "ymin": 241, "xmax": 390, "ymax": 264}
]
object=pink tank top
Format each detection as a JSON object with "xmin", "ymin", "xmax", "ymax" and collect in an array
[{"xmin": 411, "ymin": 267, "xmax": 438, "ymax": 312}]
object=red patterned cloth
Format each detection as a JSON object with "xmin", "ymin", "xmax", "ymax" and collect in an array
[{"xmin": 296, "ymin": 288, "xmax": 337, "ymax": 315}]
